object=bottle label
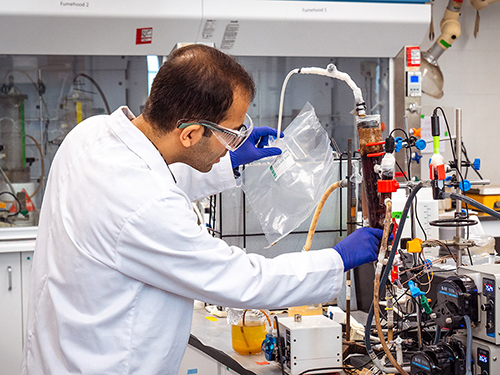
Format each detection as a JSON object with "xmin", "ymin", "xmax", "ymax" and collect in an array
[{"xmin": 269, "ymin": 148, "xmax": 294, "ymax": 181}]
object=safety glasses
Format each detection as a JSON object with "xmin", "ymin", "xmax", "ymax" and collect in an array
[{"xmin": 177, "ymin": 114, "xmax": 253, "ymax": 152}]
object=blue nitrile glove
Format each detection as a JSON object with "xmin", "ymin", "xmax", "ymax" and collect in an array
[
  {"xmin": 333, "ymin": 227, "xmax": 384, "ymax": 271},
  {"xmin": 230, "ymin": 126, "xmax": 284, "ymax": 169}
]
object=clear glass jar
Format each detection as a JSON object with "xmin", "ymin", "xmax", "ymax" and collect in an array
[
  {"xmin": 227, "ymin": 308, "xmax": 268, "ymax": 355},
  {"xmin": 357, "ymin": 115, "xmax": 387, "ymax": 229}
]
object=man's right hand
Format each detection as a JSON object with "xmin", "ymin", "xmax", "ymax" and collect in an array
[{"xmin": 333, "ymin": 227, "xmax": 384, "ymax": 271}]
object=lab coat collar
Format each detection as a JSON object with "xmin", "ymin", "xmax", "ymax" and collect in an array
[{"xmin": 109, "ymin": 106, "xmax": 177, "ymax": 183}]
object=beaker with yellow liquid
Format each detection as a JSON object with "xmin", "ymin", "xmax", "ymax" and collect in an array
[
  {"xmin": 231, "ymin": 321, "xmax": 267, "ymax": 355},
  {"xmin": 227, "ymin": 309, "xmax": 271, "ymax": 355}
]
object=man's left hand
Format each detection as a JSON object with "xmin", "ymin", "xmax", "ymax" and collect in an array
[{"xmin": 230, "ymin": 127, "xmax": 284, "ymax": 169}]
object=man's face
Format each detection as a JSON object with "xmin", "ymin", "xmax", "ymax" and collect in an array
[{"xmin": 184, "ymin": 90, "xmax": 250, "ymax": 173}]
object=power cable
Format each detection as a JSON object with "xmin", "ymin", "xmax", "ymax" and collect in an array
[{"xmin": 364, "ymin": 183, "xmax": 423, "ymax": 372}]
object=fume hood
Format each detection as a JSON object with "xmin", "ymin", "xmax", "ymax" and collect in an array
[{"xmin": 0, "ymin": 0, "xmax": 430, "ymax": 57}]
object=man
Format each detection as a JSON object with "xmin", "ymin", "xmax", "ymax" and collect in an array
[{"xmin": 22, "ymin": 44, "xmax": 383, "ymax": 374}]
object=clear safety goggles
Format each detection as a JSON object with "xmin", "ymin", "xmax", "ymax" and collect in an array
[{"xmin": 177, "ymin": 114, "xmax": 253, "ymax": 152}]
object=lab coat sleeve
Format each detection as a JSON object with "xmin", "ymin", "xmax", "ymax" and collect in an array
[
  {"xmin": 169, "ymin": 154, "xmax": 236, "ymax": 201},
  {"xmin": 114, "ymin": 190, "xmax": 345, "ymax": 309}
]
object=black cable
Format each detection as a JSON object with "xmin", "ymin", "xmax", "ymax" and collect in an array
[
  {"xmin": 298, "ymin": 367, "xmax": 348, "ymax": 375},
  {"xmin": 449, "ymin": 193, "xmax": 500, "ymax": 220},
  {"xmin": 221, "ymin": 228, "xmax": 346, "ymax": 239},
  {"xmin": 338, "ymin": 153, "xmax": 346, "ymax": 237},
  {"xmin": 414, "ymin": 195, "xmax": 428, "ymax": 241},
  {"xmin": 462, "ymin": 198, "xmax": 471, "ymax": 236},
  {"xmin": 206, "ymin": 228, "xmax": 221, "ymax": 236},
  {"xmin": 396, "ymin": 160, "xmax": 409, "ymax": 181},
  {"xmin": 383, "ymin": 312, "xmax": 436, "ymax": 336},
  {"xmin": 0, "ymin": 191, "xmax": 22, "ymax": 217},
  {"xmin": 434, "ymin": 325, "xmax": 442, "ymax": 345},
  {"xmin": 389, "ymin": 128, "xmax": 409, "ymax": 139},
  {"xmin": 406, "ymin": 146, "xmax": 412, "ymax": 181},
  {"xmin": 434, "ymin": 107, "xmax": 470, "ymax": 194},
  {"xmin": 274, "ymin": 316, "xmax": 286, "ymax": 375},
  {"xmin": 434, "ymin": 108, "xmax": 473, "ymax": 235},
  {"xmin": 434, "ymin": 107, "xmax": 456, "ymax": 162},
  {"xmin": 364, "ymin": 182, "xmax": 423, "ymax": 361},
  {"xmin": 242, "ymin": 163, "xmax": 247, "ymax": 249},
  {"xmin": 386, "ymin": 286, "xmax": 413, "ymax": 329},
  {"xmin": 462, "ymin": 142, "xmax": 483, "ymax": 179},
  {"xmin": 466, "ymin": 247, "xmax": 474, "ymax": 266}
]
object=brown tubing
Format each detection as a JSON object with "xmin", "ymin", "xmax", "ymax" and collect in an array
[
  {"xmin": 373, "ymin": 200, "xmax": 409, "ymax": 375},
  {"xmin": 303, "ymin": 181, "xmax": 342, "ymax": 252}
]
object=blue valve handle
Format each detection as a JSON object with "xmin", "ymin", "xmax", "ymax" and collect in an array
[
  {"xmin": 261, "ymin": 334, "xmax": 277, "ymax": 361},
  {"xmin": 459, "ymin": 180, "xmax": 471, "ymax": 192},
  {"xmin": 408, "ymin": 280, "xmax": 425, "ymax": 298},
  {"xmin": 395, "ymin": 137, "xmax": 403, "ymax": 153},
  {"xmin": 444, "ymin": 176, "xmax": 471, "ymax": 192},
  {"xmin": 412, "ymin": 152, "xmax": 423, "ymax": 164},
  {"xmin": 415, "ymin": 139, "xmax": 427, "ymax": 151},
  {"xmin": 473, "ymin": 158, "xmax": 481, "ymax": 171}
]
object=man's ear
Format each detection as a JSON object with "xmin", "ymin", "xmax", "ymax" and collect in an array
[{"xmin": 179, "ymin": 125, "xmax": 204, "ymax": 148}]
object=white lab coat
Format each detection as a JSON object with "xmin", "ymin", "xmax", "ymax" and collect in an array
[{"xmin": 22, "ymin": 107, "xmax": 345, "ymax": 375}]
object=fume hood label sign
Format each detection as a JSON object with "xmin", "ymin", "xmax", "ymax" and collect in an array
[
  {"xmin": 302, "ymin": 7, "xmax": 327, "ymax": 13},
  {"xmin": 202, "ymin": 20, "xmax": 217, "ymax": 40},
  {"xmin": 269, "ymin": 148, "xmax": 294, "ymax": 181},
  {"xmin": 220, "ymin": 21, "xmax": 239, "ymax": 50},
  {"xmin": 60, "ymin": 1, "xmax": 89, "ymax": 8},
  {"xmin": 136, "ymin": 28, "xmax": 153, "ymax": 45}
]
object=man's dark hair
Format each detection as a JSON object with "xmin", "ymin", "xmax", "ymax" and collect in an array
[{"xmin": 142, "ymin": 44, "xmax": 255, "ymax": 134}]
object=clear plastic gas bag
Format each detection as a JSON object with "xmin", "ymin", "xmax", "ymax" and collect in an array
[{"xmin": 241, "ymin": 102, "xmax": 336, "ymax": 246}]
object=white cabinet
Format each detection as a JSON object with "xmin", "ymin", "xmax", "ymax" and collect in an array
[
  {"xmin": 178, "ymin": 344, "xmax": 221, "ymax": 375},
  {"xmin": 0, "ymin": 227, "xmax": 37, "ymax": 375},
  {"xmin": 178, "ymin": 343, "xmax": 250, "ymax": 375},
  {"xmin": 0, "ymin": 252, "xmax": 23, "ymax": 375},
  {"xmin": 221, "ymin": 366, "xmax": 239, "ymax": 375},
  {"xmin": 21, "ymin": 252, "xmax": 33, "ymax": 338}
]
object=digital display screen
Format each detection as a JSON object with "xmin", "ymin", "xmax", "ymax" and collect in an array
[
  {"xmin": 479, "ymin": 354, "xmax": 488, "ymax": 363},
  {"xmin": 410, "ymin": 75, "xmax": 419, "ymax": 83},
  {"xmin": 485, "ymin": 283, "xmax": 494, "ymax": 293}
]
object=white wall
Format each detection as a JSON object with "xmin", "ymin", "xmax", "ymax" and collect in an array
[{"xmin": 420, "ymin": 0, "xmax": 500, "ymax": 185}]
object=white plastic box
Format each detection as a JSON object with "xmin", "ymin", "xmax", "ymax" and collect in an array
[{"xmin": 277, "ymin": 315, "xmax": 342, "ymax": 375}]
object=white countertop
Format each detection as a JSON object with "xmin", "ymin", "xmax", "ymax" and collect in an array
[{"xmin": 0, "ymin": 226, "xmax": 37, "ymax": 253}]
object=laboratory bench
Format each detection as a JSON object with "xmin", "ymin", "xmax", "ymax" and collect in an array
[
  {"xmin": 180, "ymin": 307, "xmax": 285, "ymax": 375},
  {"xmin": 180, "ymin": 307, "xmax": 369, "ymax": 375}
]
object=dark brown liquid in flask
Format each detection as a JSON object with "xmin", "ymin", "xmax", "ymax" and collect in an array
[{"xmin": 358, "ymin": 116, "xmax": 388, "ymax": 230}]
